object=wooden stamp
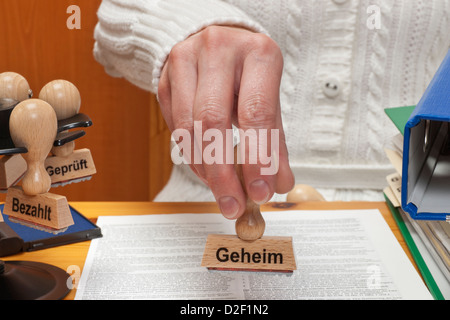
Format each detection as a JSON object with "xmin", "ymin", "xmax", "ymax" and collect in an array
[
  {"xmin": 202, "ymin": 147, "xmax": 296, "ymax": 272},
  {"xmin": 0, "ymin": 154, "xmax": 26, "ymax": 191},
  {"xmin": 201, "ymin": 234, "xmax": 296, "ymax": 272},
  {"xmin": 0, "ymin": 72, "xmax": 32, "ymax": 190},
  {"xmin": 45, "ymin": 148, "xmax": 96, "ymax": 186},
  {"xmin": 39, "ymin": 80, "xmax": 96, "ymax": 186},
  {"xmin": 0, "ymin": 72, "xmax": 33, "ymax": 102},
  {"xmin": 4, "ymin": 186, "xmax": 73, "ymax": 233},
  {"xmin": 2, "ymin": 99, "xmax": 73, "ymax": 234},
  {"xmin": 286, "ymin": 184, "xmax": 326, "ymax": 202}
]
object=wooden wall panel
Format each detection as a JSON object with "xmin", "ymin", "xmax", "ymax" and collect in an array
[{"xmin": 0, "ymin": 0, "xmax": 172, "ymax": 201}]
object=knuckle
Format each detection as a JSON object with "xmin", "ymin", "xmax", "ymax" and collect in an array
[
  {"xmin": 239, "ymin": 94, "xmax": 277, "ymax": 128},
  {"xmin": 196, "ymin": 102, "xmax": 229, "ymax": 129},
  {"xmin": 199, "ymin": 26, "xmax": 225, "ymax": 48},
  {"xmin": 168, "ymin": 41, "xmax": 193, "ymax": 67},
  {"xmin": 252, "ymin": 33, "xmax": 280, "ymax": 54},
  {"xmin": 173, "ymin": 115, "xmax": 193, "ymax": 133},
  {"xmin": 249, "ymin": 34, "xmax": 283, "ymax": 65}
]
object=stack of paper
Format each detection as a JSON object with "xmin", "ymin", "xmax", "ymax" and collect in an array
[
  {"xmin": 384, "ymin": 106, "xmax": 450, "ymax": 299},
  {"xmin": 75, "ymin": 210, "xmax": 432, "ymax": 300}
]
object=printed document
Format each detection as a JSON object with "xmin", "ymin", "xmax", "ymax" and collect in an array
[{"xmin": 75, "ymin": 210, "xmax": 432, "ymax": 300}]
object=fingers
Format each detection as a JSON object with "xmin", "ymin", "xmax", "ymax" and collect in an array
[
  {"xmin": 160, "ymin": 40, "xmax": 208, "ymax": 180},
  {"xmin": 274, "ymin": 119, "xmax": 295, "ymax": 194},
  {"xmin": 158, "ymin": 26, "xmax": 294, "ymax": 220},
  {"xmin": 237, "ymin": 34, "xmax": 293, "ymax": 203},
  {"xmin": 193, "ymin": 32, "xmax": 246, "ymax": 219}
]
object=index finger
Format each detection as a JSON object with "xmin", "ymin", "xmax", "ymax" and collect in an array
[{"xmin": 193, "ymin": 44, "xmax": 246, "ymax": 220}]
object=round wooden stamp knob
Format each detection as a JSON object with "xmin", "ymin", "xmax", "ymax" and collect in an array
[
  {"xmin": 9, "ymin": 99, "xmax": 58, "ymax": 195},
  {"xmin": 39, "ymin": 80, "xmax": 81, "ymax": 119},
  {"xmin": 234, "ymin": 148, "xmax": 266, "ymax": 241},
  {"xmin": 235, "ymin": 200, "xmax": 266, "ymax": 241},
  {"xmin": 39, "ymin": 80, "xmax": 81, "ymax": 157},
  {"xmin": 286, "ymin": 184, "xmax": 326, "ymax": 202},
  {"xmin": 0, "ymin": 72, "xmax": 32, "ymax": 101}
]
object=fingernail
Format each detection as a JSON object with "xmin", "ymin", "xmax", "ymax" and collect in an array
[
  {"xmin": 249, "ymin": 179, "xmax": 271, "ymax": 204},
  {"xmin": 218, "ymin": 196, "xmax": 240, "ymax": 219}
]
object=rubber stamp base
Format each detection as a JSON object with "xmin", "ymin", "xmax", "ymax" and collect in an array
[{"xmin": 0, "ymin": 260, "xmax": 70, "ymax": 300}]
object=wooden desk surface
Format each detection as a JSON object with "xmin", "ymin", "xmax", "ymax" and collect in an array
[{"xmin": 2, "ymin": 201, "xmax": 417, "ymax": 300}]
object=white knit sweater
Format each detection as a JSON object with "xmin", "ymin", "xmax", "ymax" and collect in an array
[{"xmin": 94, "ymin": 0, "xmax": 450, "ymax": 202}]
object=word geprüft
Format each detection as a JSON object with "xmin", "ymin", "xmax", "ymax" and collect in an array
[{"xmin": 46, "ymin": 159, "xmax": 88, "ymax": 177}]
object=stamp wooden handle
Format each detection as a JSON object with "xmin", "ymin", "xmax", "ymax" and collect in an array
[
  {"xmin": 39, "ymin": 80, "xmax": 81, "ymax": 157},
  {"xmin": 235, "ymin": 196, "xmax": 266, "ymax": 241},
  {"xmin": 0, "ymin": 72, "xmax": 32, "ymax": 101},
  {"xmin": 9, "ymin": 99, "xmax": 58, "ymax": 195},
  {"xmin": 234, "ymin": 146, "xmax": 265, "ymax": 241}
]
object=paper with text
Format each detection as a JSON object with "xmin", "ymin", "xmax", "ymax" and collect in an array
[{"xmin": 74, "ymin": 210, "xmax": 432, "ymax": 300}]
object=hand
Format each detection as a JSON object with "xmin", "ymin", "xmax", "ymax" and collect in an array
[{"xmin": 158, "ymin": 26, "xmax": 294, "ymax": 219}]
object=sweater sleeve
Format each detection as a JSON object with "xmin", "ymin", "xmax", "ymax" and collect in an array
[{"xmin": 93, "ymin": 0, "xmax": 267, "ymax": 93}]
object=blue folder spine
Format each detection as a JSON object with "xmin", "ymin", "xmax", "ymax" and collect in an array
[{"xmin": 401, "ymin": 49, "xmax": 450, "ymax": 221}]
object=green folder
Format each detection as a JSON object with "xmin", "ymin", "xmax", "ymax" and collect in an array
[
  {"xmin": 384, "ymin": 105, "xmax": 445, "ymax": 300},
  {"xmin": 384, "ymin": 105, "xmax": 416, "ymax": 135},
  {"xmin": 384, "ymin": 194, "xmax": 444, "ymax": 300}
]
